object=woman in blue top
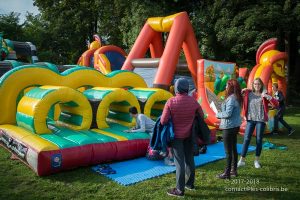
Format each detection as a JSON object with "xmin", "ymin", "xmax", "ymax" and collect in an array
[{"xmin": 216, "ymin": 79, "xmax": 242, "ymax": 179}]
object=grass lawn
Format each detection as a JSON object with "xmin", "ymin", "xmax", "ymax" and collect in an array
[{"xmin": 1, "ymin": 107, "xmax": 299, "ymax": 200}]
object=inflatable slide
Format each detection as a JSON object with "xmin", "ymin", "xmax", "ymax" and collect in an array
[
  {"xmin": 77, "ymin": 34, "xmax": 127, "ymax": 74},
  {"xmin": 121, "ymin": 12, "xmax": 287, "ymax": 133}
]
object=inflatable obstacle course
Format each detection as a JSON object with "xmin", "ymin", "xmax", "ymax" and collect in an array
[
  {"xmin": 0, "ymin": 12, "xmax": 287, "ymax": 177},
  {"xmin": 0, "ymin": 65, "xmax": 172, "ymax": 176}
]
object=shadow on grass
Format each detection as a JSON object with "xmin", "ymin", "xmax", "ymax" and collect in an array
[{"xmin": 41, "ymin": 166, "xmax": 111, "ymax": 184}]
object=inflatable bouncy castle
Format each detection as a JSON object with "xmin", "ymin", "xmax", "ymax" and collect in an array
[
  {"xmin": 77, "ymin": 34, "xmax": 127, "ymax": 74},
  {"xmin": 0, "ymin": 66, "xmax": 173, "ymax": 176}
]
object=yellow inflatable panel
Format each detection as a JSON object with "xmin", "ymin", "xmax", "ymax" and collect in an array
[
  {"xmin": 130, "ymin": 88, "xmax": 173, "ymax": 118},
  {"xmin": 0, "ymin": 124, "xmax": 59, "ymax": 152},
  {"xmin": 147, "ymin": 12, "xmax": 181, "ymax": 32},
  {"xmin": 92, "ymin": 129, "xmax": 127, "ymax": 141},
  {"xmin": 93, "ymin": 88, "xmax": 140, "ymax": 129}
]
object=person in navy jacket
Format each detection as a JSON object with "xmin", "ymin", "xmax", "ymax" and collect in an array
[{"xmin": 272, "ymin": 83, "xmax": 295, "ymax": 135}]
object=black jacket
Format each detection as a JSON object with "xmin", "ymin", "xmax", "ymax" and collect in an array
[
  {"xmin": 274, "ymin": 91, "xmax": 285, "ymax": 116},
  {"xmin": 192, "ymin": 113, "xmax": 210, "ymax": 145}
]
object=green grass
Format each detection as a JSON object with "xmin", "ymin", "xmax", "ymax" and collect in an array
[{"xmin": 1, "ymin": 107, "xmax": 300, "ymax": 200}]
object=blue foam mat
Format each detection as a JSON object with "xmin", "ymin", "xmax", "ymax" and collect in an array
[{"xmin": 92, "ymin": 142, "xmax": 255, "ymax": 186}]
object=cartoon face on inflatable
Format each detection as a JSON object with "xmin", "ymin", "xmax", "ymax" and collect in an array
[
  {"xmin": 272, "ymin": 59, "xmax": 285, "ymax": 77},
  {"xmin": 260, "ymin": 50, "xmax": 286, "ymax": 78}
]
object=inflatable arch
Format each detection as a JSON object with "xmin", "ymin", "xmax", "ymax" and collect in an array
[
  {"xmin": 17, "ymin": 86, "xmax": 92, "ymax": 134},
  {"xmin": 122, "ymin": 12, "xmax": 202, "ymax": 89},
  {"xmin": 129, "ymin": 88, "xmax": 173, "ymax": 119},
  {"xmin": 83, "ymin": 87, "xmax": 140, "ymax": 129}
]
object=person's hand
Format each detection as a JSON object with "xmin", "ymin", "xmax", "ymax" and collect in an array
[
  {"xmin": 241, "ymin": 88, "xmax": 248, "ymax": 93},
  {"xmin": 261, "ymin": 92, "xmax": 272, "ymax": 100}
]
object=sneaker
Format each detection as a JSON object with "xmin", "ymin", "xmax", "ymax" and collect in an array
[
  {"xmin": 237, "ymin": 159, "xmax": 245, "ymax": 167},
  {"xmin": 230, "ymin": 170, "xmax": 238, "ymax": 177},
  {"xmin": 254, "ymin": 160, "xmax": 261, "ymax": 168},
  {"xmin": 288, "ymin": 129, "xmax": 295, "ymax": 136},
  {"xmin": 199, "ymin": 145, "xmax": 207, "ymax": 154},
  {"xmin": 164, "ymin": 157, "xmax": 175, "ymax": 166},
  {"xmin": 216, "ymin": 172, "xmax": 230, "ymax": 179},
  {"xmin": 185, "ymin": 185, "xmax": 195, "ymax": 191},
  {"xmin": 96, "ymin": 168, "xmax": 110, "ymax": 175},
  {"xmin": 159, "ymin": 151, "xmax": 168, "ymax": 157},
  {"xmin": 96, "ymin": 164, "xmax": 116, "ymax": 175},
  {"xmin": 167, "ymin": 188, "xmax": 184, "ymax": 197}
]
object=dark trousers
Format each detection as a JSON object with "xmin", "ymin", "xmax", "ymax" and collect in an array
[
  {"xmin": 171, "ymin": 136, "xmax": 195, "ymax": 192},
  {"xmin": 274, "ymin": 112, "xmax": 292, "ymax": 132},
  {"xmin": 222, "ymin": 127, "xmax": 239, "ymax": 170},
  {"xmin": 241, "ymin": 120, "xmax": 266, "ymax": 157}
]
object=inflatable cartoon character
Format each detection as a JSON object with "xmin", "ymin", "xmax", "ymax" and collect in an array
[
  {"xmin": 247, "ymin": 38, "xmax": 287, "ymax": 96},
  {"xmin": 205, "ymin": 65, "xmax": 216, "ymax": 82},
  {"xmin": 0, "ymin": 33, "xmax": 9, "ymax": 61}
]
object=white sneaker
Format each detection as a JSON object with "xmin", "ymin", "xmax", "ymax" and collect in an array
[
  {"xmin": 237, "ymin": 159, "xmax": 245, "ymax": 167},
  {"xmin": 254, "ymin": 160, "xmax": 261, "ymax": 168}
]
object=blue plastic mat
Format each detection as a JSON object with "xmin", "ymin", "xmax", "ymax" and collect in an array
[{"xmin": 92, "ymin": 142, "xmax": 255, "ymax": 186}]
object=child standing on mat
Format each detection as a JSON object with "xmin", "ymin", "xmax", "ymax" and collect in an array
[
  {"xmin": 216, "ymin": 79, "xmax": 242, "ymax": 179},
  {"xmin": 238, "ymin": 78, "xmax": 278, "ymax": 169}
]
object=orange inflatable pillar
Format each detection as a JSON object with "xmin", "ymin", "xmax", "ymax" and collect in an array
[{"xmin": 122, "ymin": 24, "xmax": 163, "ymax": 71}]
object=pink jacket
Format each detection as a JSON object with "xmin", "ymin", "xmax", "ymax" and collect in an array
[{"xmin": 160, "ymin": 93, "xmax": 204, "ymax": 139}]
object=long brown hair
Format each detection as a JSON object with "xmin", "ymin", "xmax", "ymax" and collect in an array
[
  {"xmin": 252, "ymin": 77, "xmax": 264, "ymax": 93},
  {"xmin": 225, "ymin": 79, "xmax": 243, "ymax": 106}
]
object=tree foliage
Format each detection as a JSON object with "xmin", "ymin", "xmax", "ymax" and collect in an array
[
  {"xmin": 0, "ymin": 12, "xmax": 24, "ymax": 41},
  {"xmin": 190, "ymin": 0, "xmax": 300, "ymax": 67},
  {"xmin": 0, "ymin": 0, "xmax": 299, "ymax": 70}
]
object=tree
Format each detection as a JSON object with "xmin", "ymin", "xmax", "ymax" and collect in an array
[
  {"xmin": 0, "ymin": 12, "xmax": 24, "ymax": 41},
  {"xmin": 190, "ymin": 0, "xmax": 300, "ymax": 103},
  {"xmin": 33, "ymin": 0, "xmax": 100, "ymax": 64}
]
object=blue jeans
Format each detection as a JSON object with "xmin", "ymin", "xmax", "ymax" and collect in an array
[{"xmin": 241, "ymin": 120, "xmax": 266, "ymax": 157}]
